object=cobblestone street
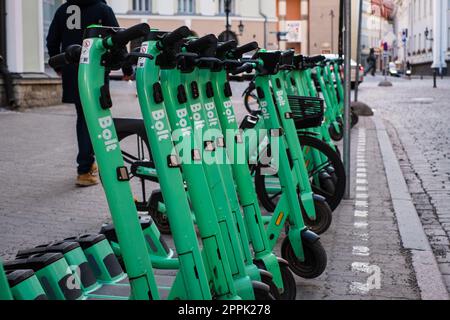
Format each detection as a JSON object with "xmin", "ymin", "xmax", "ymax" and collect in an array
[{"xmin": 358, "ymin": 76, "xmax": 450, "ymax": 294}]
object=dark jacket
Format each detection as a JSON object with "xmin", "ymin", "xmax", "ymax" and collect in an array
[{"xmin": 46, "ymin": 0, "xmax": 119, "ymax": 104}]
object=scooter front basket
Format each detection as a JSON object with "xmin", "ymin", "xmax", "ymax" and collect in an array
[{"xmin": 288, "ymin": 95, "xmax": 324, "ymax": 129}]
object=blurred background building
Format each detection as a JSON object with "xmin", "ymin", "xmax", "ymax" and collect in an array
[
  {"xmin": 394, "ymin": 0, "xmax": 449, "ymax": 75},
  {"xmin": 107, "ymin": 0, "xmax": 278, "ymax": 50}
]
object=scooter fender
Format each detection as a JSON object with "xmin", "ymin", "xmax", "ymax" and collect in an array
[
  {"xmin": 301, "ymin": 229, "xmax": 320, "ymax": 244},
  {"xmin": 313, "ymin": 193, "xmax": 327, "ymax": 204}
]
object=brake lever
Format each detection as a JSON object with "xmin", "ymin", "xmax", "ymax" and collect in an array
[{"xmin": 127, "ymin": 52, "xmax": 154, "ymax": 60}]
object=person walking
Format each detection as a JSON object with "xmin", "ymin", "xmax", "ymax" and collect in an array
[
  {"xmin": 364, "ymin": 48, "xmax": 377, "ymax": 77},
  {"xmin": 47, "ymin": 0, "xmax": 130, "ymax": 187}
]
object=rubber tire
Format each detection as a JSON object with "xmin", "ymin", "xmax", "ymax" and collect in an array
[
  {"xmin": 244, "ymin": 91, "xmax": 260, "ymax": 114},
  {"xmin": 254, "ymin": 166, "xmax": 278, "ymax": 212},
  {"xmin": 260, "ymin": 274, "xmax": 281, "ymax": 300},
  {"xmin": 329, "ymin": 124, "xmax": 343, "ymax": 141},
  {"xmin": 281, "ymin": 237, "xmax": 327, "ymax": 279},
  {"xmin": 320, "ymin": 175, "xmax": 336, "ymax": 195},
  {"xmin": 254, "ymin": 287, "xmax": 276, "ymax": 300},
  {"xmin": 279, "ymin": 264, "xmax": 297, "ymax": 300},
  {"xmin": 302, "ymin": 199, "xmax": 333, "ymax": 235},
  {"xmin": 298, "ymin": 135, "xmax": 346, "ymax": 211},
  {"xmin": 254, "ymin": 135, "xmax": 346, "ymax": 212},
  {"xmin": 254, "ymin": 261, "xmax": 297, "ymax": 300},
  {"xmin": 117, "ymin": 125, "xmax": 171, "ymax": 234}
]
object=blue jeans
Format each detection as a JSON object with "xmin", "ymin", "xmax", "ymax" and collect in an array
[{"xmin": 75, "ymin": 102, "xmax": 95, "ymax": 175}]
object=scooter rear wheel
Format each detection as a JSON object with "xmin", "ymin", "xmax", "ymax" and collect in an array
[
  {"xmin": 281, "ymin": 238, "xmax": 327, "ymax": 279},
  {"xmin": 302, "ymin": 199, "xmax": 332, "ymax": 235}
]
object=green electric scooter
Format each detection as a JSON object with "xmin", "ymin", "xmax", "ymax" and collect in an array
[
  {"xmin": 175, "ymin": 35, "xmax": 295, "ymax": 299},
  {"xmin": 43, "ymin": 23, "xmax": 211, "ymax": 300},
  {"xmin": 133, "ymin": 28, "xmax": 272, "ymax": 300},
  {"xmin": 279, "ymin": 54, "xmax": 346, "ymax": 211}
]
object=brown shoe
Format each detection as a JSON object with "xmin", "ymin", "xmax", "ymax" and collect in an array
[
  {"xmin": 76, "ymin": 173, "xmax": 99, "ymax": 187},
  {"xmin": 90, "ymin": 163, "xmax": 98, "ymax": 176}
]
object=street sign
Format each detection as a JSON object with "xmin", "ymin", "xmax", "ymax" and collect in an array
[{"xmin": 285, "ymin": 21, "xmax": 302, "ymax": 43}]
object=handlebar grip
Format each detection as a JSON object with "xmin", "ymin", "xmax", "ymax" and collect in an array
[
  {"xmin": 216, "ymin": 40, "xmax": 237, "ymax": 55},
  {"xmin": 305, "ymin": 55, "xmax": 326, "ymax": 64},
  {"xmin": 196, "ymin": 57, "xmax": 222, "ymax": 64},
  {"xmin": 48, "ymin": 45, "xmax": 82, "ymax": 69},
  {"xmin": 222, "ymin": 60, "xmax": 243, "ymax": 68},
  {"xmin": 232, "ymin": 42, "xmax": 259, "ymax": 57},
  {"xmin": 48, "ymin": 53, "xmax": 68, "ymax": 70},
  {"xmin": 186, "ymin": 34, "xmax": 218, "ymax": 53},
  {"xmin": 161, "ymin": 26, "xmax": 191, "ymax": 48},
  {"xmin": 109, "ymin": 23, "xmax": 150, "ymax": 48},
  {"xmin": 231, "ymin": 63, "xmax": 254, "ymax": 75}
]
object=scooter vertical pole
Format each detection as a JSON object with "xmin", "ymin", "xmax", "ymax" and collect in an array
[{"xmin": 343, "ymin": 0, "xmax": 352, "ymax": 199}]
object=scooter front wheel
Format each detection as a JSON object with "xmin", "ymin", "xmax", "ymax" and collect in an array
[
  {"xmin": 302, "ymin": 199, "xmax": 332, "ymax": 235},
  {"xmin": 279, "ymin": 264, "xmax": 297, "ymax": 300},
  {"xmin": 253, "ymin": 286, "xmax": 276, "ymax": 300},
  {"xmin": 329, "ymin": 124, "xmax": 344, "ymax": 141},
  {"xmin": 281, "ymin": 238, "xmax": 327, "ymax": 279},
  {"xmin": 254, "ymin": 260, "xmax": 297, "ymax": 300}
]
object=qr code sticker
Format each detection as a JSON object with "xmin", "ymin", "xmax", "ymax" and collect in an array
[{"xmin": 80, "ymin": 40, "xmax": 93, "ymax": 64}]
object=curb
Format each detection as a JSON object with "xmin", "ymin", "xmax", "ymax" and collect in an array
[{"xmin": 373, "ymin": 116, "xmax": 449, "ymax": 300}]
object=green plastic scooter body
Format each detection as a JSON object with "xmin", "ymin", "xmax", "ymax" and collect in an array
[
  {"xmin": 156, "ymin": 47, "xmax": 254, "ymax": 299},
  {"xmin": 253, "ymin": 59, "xmax": 309, "ymax": 260},
  {"xmin": 0, "ymin": 262, "xmax": 13, "ymax": 300},
  {"xmin": 138, "ymin": 35, "xmax": 242, "ymax": 300},
  {"xmin": 211, "ymin": 67, "xmax": 284, "ymax": 289},
  {"xmin": 77, "ymin": 25, "xmax": 162, "ymax": 300},
  {"xmin": 182, "ymin": 66, "xmax": 259, "ymax": 277}
]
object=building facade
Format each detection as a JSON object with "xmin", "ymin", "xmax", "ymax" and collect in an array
[
  {"xmin": 305, "ymin": 0, "xmax": 361, "ymax": 60},
  {"xmin": 0, "ymin": 0, "xmax": 278, "ymax": 109},
  {"xmin": 394, "ymin": 0, "xmax": 449, "ymax": 75},
  {"xmin": 106, "ymin": 0, "xmax": 279, "ymax": 50},
  {"xmin": 360, "ymin": 0, "xmax": 395, "ymax": 70},
  {"xmin": 276, "ymin": 0, "xmax": 309, "ymax": 54},
  {"xmin": 0, "ymin": 0, "xmax": 64, "ymax": 109}
]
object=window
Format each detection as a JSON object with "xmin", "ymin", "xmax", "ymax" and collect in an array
[
  {"xmin": 418, "ymin": 33, "xmax": 421, "ymax": 52},
  {"xmin": 132, "ymin": 0, "xmax": 151, "ymax": 12},
  {"xmin": 448, "ymin": 27, "xmax": 450, "ymax": 49},
  {"xmin": 219, "ymin": 0, "xmax": 235, "ymax": 15},
  {"xmin": 43, "ymin": 0, "xmax": 64, "ymax": 61},
  {"xmin": 178, "ymin": 0, "xmax": 196, "ymax": 14}
]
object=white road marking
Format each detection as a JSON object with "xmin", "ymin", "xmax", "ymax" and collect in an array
[
  {"xmin": 353, "ymin": 246, "xmax": 370, "ymax": 256},
  {"xmin": 354, "ymin": 210, "xmax": 368, "ymax": 218},
  {"xmin": 354, "ymin": 221, "xmax": 368, "ymax": 229}
]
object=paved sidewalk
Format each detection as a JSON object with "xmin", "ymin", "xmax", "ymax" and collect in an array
[
  {"xmin": 0, "ymin": 81, "xmax": 422, "ymax": 299},
  {"xmin": 358, "ymin": 76, "xmax": 450, "ymax": 295}
]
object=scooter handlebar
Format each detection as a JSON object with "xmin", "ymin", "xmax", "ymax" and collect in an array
[
  {"xmin": 231, "ymin": 42, "xmax": 259, "ymax": 58},
  {"xmin": 108, "ymin": 23, "xmax": 150, "ymax": 48},
  {"xmin": 304, "ymin": 55, "xmax": 326, "ymax": 64},
  {"xmin": 185, "ymin": 34, "xmax": 218, "ymax": 53},
  {"xmin": 48, "ymin": 45, "xmax": 82, "ymax": 69},
  {"xmin": 230, "ymin": 63, "xmax": 255, "ymax": 75},
  {"xmin": 160, "ymin": 26, "xmax": 191, "ymax": 48},
  {"xmin": 216, "ymin": 40, "xmax": 237, "ymax": 56}
]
